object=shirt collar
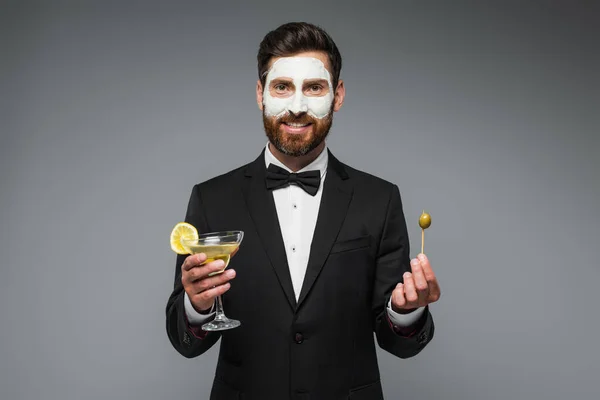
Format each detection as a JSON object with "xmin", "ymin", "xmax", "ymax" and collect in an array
[{"xmin": 264, "ymin": 142, "xmax": 328, "ymax": 177}]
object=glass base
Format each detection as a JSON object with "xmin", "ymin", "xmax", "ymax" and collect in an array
[{"xmin": 202, "ymin": 317, "xmax": 241, "ymax": 332}]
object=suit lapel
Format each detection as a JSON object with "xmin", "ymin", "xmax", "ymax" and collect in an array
[
  {"xmin": 242, "ymin": 150, "xmax": 297, "ymax": 311},
  {"xmin": 297, "ymin": 150, "xmax": 353, "ymax": 309}
]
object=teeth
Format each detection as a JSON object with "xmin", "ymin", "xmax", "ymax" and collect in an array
[{"xmin": 286, "ymin": 123, "xmax": 309, "ymax": 127}]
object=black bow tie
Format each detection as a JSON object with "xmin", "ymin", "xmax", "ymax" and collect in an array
[{"xmin": 265, "ymin": 164, "xmax": 321, "ymax": 196}]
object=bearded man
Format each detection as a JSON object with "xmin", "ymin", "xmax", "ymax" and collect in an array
[{"xmin": 166, "ymin": 21, "xmax": 441, "ymax": 400}]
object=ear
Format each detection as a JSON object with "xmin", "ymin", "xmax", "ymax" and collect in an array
[
  {"xmin": 333, "ymin": 79, "xmax": 345, "ymax": 112},
  {"xmin": 256, "ymin": 80, "xmax": 264, "ymax": 111}
]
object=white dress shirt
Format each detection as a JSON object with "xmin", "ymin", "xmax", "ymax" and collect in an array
[{"xmin": 185, "ymin": 143, "xmax": 425, "ymax": 328}]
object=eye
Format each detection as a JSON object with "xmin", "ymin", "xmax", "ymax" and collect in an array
[
  {"xmin": 273, "ymin": 83, "xmax": 290, "ymax": 92},
  {"xmin": 306, "ymin": 84, "xmax": 325, "ymax": 95}
]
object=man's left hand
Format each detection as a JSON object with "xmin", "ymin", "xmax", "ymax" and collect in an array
[{"xmin": 391, "ymin": 253, "xmax": 441, "ymax": 314}]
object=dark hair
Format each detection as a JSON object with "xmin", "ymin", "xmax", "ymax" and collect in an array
[{"xmin": 257, "ymin": 22, "xmax": 342, "ymax": 90}]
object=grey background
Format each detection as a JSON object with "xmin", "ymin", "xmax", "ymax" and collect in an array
[{"xmin": 1, "ymin": 1, "xmax": 598, "ymax": 399}]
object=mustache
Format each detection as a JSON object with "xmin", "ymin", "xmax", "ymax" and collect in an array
[{"xmin": 277, "ymin": 113, "xmax": 315, "ymax": 125}]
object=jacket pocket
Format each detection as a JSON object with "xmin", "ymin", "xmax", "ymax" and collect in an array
[
  {"xmin": 330, "ymin": 235, "xmax": 372, "ymax": 254},
  {"xmin": 348, "ymin": 379, "xmax": 383, "ymax": 399}
]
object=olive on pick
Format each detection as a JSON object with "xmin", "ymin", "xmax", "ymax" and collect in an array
[{"xmin": 419, "ymin": 211, "xmax": 431, "ymax": 229}]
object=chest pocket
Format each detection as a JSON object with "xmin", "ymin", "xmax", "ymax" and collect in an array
[{"xmin": 330, "ymin": 235, "xmax": 372, "ymax": 254}]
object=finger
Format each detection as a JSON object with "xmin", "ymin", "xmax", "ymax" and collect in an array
[
  {"xmin": 427, "ymin": 278, "xmax": 441, "ymax": 302},
  {"xmin": 411, "ymin": 257, "xmax": 430, "ymax": 300},
  {"xmin": 206, "ymin": 258, "xmax": 229, "ymax": 277},
  {"xmin": 391, "ymin": 283, "xmax": 406, "ymax": 309},
  {"xmin": 182, "ymin": 253, "xmax": 207, "ymax": 272},
  {"xmin": 417, "ymin": 253, "xmax": 435, "ymax": 281},
  {"xmin": 192, "ymin": 269, "xmax": 236, "ymax": 295},
  {"xmin": 417, "ymin": 253, "xmax": 441, "ymax": 302},
  {"xmin": 403, "ymin": 271, "xmax": 418, "ymax": 306},
  {"xmin": 184, "ymin": 259, "xmax": 226, "ymax": 285},
  {"xmin": 192, "ymin": 282, "xmax": 231, "ymax": 303}
]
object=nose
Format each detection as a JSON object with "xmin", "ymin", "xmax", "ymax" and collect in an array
[
  {"xmin": 287, "ymin": 110, "xmax": 308, "ymax": 120},
  {"xmin": 288, "ymin": 93, "xmax": 309, "ymax": 114}
]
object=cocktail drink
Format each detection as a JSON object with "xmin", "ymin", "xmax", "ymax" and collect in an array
[
  {"xmin": 184, "ymin": 242, "xmax": 240, "ymax": 277},
  {"xmin": 180, "ymin": 231, "xmax": 244, "ymax": 331}
]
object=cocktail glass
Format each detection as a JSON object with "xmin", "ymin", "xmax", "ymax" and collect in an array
[{"xmin": 181, "ymin": 230, "xmax": 244, "ymax": 331}]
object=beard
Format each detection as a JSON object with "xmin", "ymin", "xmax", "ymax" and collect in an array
[{"xmin": 262, "ymin": 103, "xmax": 334, "ymax": 157}]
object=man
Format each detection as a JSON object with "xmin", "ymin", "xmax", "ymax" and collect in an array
[{"xmin": 166, "ymin": 22, "xmax": 441, "ymax": 400}]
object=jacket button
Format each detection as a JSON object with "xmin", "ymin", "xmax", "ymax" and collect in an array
[{"xmin": 294, "ymin": 333, "xmax": 304, "ymax": 344}]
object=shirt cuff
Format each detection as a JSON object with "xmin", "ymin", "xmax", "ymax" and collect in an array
[
  {"xmin": 184, "ymin": 292, "xmax": 216, "ymax": 325},
  {"xmin": 386, "ymin": 297, "xmax": 426, "ymax": 327}
]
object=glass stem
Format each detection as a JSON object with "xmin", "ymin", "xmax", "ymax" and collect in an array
[{"xmin": 214, "ymin": 295, "xmax": 227, "ymax": 321}]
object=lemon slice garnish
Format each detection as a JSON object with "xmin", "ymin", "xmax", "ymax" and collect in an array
[{"xmin": 170, "ymin": 222, "xmax": 199, "ymax": 254}]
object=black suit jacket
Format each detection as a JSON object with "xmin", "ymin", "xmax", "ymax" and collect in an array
[{"xmin": 166, "ymin": 148, "xmax": 435, "ymax": 400}]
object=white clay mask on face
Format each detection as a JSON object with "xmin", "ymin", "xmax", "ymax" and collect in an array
[{"xmin": 263, "ymin": 57, "xmax": 334, "ymax": 119}]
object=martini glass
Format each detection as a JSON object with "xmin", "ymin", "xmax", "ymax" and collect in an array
[{"xmin": 181, "ymin": 230, "xmax": 244, "ymax": 331}]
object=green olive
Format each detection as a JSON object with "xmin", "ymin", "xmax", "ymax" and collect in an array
[{"xmin": 419, "ymin": 211, "xmax": 431, "ymax": 229}]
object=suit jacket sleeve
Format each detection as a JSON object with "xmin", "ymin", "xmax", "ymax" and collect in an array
[
  {"xmin": 165, "ymin": 184, "xmax": 221, "ymax": 358},
  {"xmin": 373, "ymin": 183, "xmax": 435, "ymax": 358}
]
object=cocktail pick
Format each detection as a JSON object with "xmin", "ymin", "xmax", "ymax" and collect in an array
[{"xmin": 419, "ymin": 210, "xmax": 431, "ymax": 254}]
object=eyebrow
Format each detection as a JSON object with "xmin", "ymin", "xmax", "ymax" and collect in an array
[
  {"xmin": 269, "ymin": 78, "xmax": 328, "ymax": 85},
  {"xmin": 303, "ymin": 78, "xmax": 329, "ymax": 85},
  {"xmin": 270, "ymin": 77, "xmax": 294, "ymax": 84}
]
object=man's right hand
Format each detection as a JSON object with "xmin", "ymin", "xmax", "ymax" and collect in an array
[{"xmin": 181, "ymin": 253, "xmax": 236, "ymax": 313}]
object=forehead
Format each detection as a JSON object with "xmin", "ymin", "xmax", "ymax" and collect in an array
[
  {"xmin": 265, "ymin": 51, "xmax": 332, "ymax": 79},
  {"xmin": 266, "ymin": 57, "xmax": 331, "ymax": 84}
]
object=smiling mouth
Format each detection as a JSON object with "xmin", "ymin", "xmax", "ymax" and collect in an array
[{"xmin": 282, "ymin": 122, "xmax": 312, "ymax": 128}]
